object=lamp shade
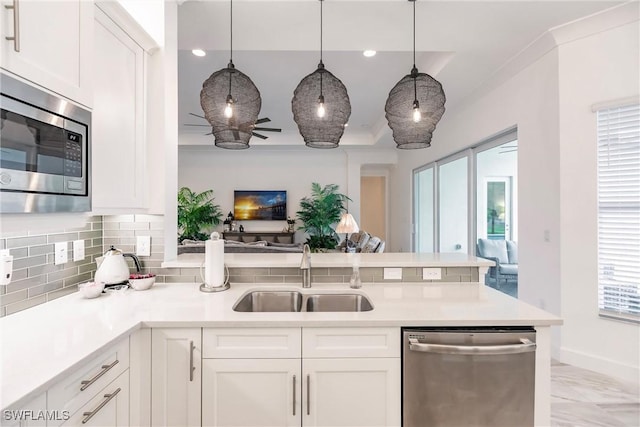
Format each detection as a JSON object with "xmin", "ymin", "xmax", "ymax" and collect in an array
[
  {"xmin": 335, "ymin": 213, "xmax": 359, "ymax": 234},
  {"xmin": 200, "ymin": 64, "xmax": 262, "ymax": 149},
  {"xmin": 292, "ymin": 64, "xmax": 351, "ymax": 148},
  {"xmin": 385, "ymin": 71, "xmax": 446, "ymax": 149}
]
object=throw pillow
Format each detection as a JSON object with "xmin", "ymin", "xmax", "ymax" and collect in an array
[
  {"xmin": 506, "ymin": 240, "xmax": 518, "ymax": 264},
  {"xmin": 478, "ymin": 239, "xmax": 509, "ymax": 264}
]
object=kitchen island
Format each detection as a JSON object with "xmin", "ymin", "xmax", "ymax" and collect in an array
[{"xmin": 0, "ymin": 254, "xmax": 561, "ymax": 427}]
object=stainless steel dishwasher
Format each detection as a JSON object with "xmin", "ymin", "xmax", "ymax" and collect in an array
[{"xmin": 402, "ymin": 327, "xmax": 536, "ymax": 427}]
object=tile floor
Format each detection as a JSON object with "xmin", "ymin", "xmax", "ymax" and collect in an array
[{"xmin": 551, "ymin": 360, "xmax": 640, "ymax": 426}]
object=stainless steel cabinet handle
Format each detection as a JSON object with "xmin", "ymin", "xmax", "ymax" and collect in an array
[
  {"xmin": 306, "ymin": 374, "xmax": 310, "ymax": 415},
  {"xmin": 4, "ymin": 0, "xmax": 20, "ymax": 52},
  {"xmin": 189, "ymin": 341, "xmax": 195, "ymax": 382},
  {"xmin": 408, "ymin": 337, "xmax": 536, "ymax": 355},
  {"xmin": 81, "ymin": 388, "xmax": 121, "ymax": 424},
  {"xmin": 292, "ymin": 375, "xmax": 296, "ymax": 416},
  {"xmin": 80, "ymin": 360, "xmax": 119, "ymax": 391}
]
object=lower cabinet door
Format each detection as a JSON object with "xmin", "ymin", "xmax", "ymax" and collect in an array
[
  {"xmin": 151, "ymin": 328, "xmax": 201, "ymax": 427},
  {"xmin": 202, "ymin": 358, "xmax": 301, "ymax": 427},
  {"xmin": 303, "ymin": 358, "xmax": 401, "ymax": 427},
  {"xmin": 61, "ymin": 371, "xmax": 129, "ymax": 427}
]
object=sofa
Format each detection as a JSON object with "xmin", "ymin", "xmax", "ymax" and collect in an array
[
  {"xmin": 476, "ymin": 238, "xmax": 518, "ymax": 286},
  {"xmin": 178, "ymin": 240, "xmax": 303, "ymax": 255}
]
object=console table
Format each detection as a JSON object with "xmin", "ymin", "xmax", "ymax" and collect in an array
[{"xmin": 222, "ymin": 231, "xmax": 295, "ymax": 244}]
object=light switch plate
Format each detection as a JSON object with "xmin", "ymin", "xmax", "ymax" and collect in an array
[
  {"xmin": 383, "ymin": 267, "xmax": 402, "ymax": 280},
  {"xmin": 54, "ymin": 242, "xmax": 68, "ymax": 265},
  {"xmin": 136, "ymin": 236, "xmax": 151, "ymax": 256},
  {"xmin": 423, "ymin": 267, "xmax": 442, "ymax": 280},
  {"xmin": 73, "ymin": 240, "xmax": 85, "ymax": 262}
]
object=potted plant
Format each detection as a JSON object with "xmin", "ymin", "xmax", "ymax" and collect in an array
[
  {"xmin": 177, "ymin": 187, "xmax": 223, "ymax": 243},
  {"xmin": 296, "ymin": 182, "xmax": 350, "ymax": 251}
]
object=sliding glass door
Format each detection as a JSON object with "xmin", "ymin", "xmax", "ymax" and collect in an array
[
  {"xmin": 413, "ymin": 166, "xmax": 434, "ymax": 252},
  {"xmin": 439, "ymin": 155, "xmax": 469, "ymax": 252}
]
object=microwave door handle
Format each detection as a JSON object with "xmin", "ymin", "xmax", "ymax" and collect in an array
[{"xmin": 408, "ymin": 338, "xmax": 536, "ymax": 355}]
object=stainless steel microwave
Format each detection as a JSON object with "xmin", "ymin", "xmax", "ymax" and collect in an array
[{"xmin": 0, "ymin": 74, "xmax": 90, "ymax": 213}]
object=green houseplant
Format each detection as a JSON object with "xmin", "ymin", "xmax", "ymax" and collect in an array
[
  {"xmin": 296, "ymin": 182, "xmax": 350, "ymax": 251},
  {"xmin": 177, "ymin": 187, "xmax": 223, "ymax": 243}
]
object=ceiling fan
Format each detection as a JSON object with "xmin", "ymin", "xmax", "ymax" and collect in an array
[{"xmin": 184, "ymin": 113, "xmax": 282, "ymax": 140}]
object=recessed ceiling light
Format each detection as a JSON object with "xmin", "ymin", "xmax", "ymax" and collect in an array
[
  {"xmin": 192, "ymin": 49, "xmax": 206, "ymax": 57},
  {"xmin": 363, "ymin": 50, "xmax": 376, "ymax": 58}
]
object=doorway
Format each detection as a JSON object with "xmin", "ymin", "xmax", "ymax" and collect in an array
[{"xmin": 360, "ymin": 176, "xmax": 386, "ymax": 241}]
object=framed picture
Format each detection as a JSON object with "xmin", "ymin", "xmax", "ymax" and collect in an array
[{"xmin": 234, "ymin": 190, "xmax": 287, "ymax": 221}]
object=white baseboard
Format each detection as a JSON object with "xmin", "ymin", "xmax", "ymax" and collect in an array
[{"xmin": 559, "ymin": 346, "xmax": 640, "ymax": 384}]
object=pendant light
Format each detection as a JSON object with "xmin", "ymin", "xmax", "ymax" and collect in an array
[
  {"xmin": 200, "ymin": 0, "xmax": 262, "ymax": 149},
  {"xmin": 385, "ymin": 0, "xmax": 445, "ymax": 149},
  {"xmin": 292, "ymin": 0, "xmax": 351, "ymax": 149}
]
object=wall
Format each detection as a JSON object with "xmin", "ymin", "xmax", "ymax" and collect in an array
[
  {"xmin": 557, "ymin": 19, "xmax": 640, "ymax": 379},
  {"xmin": 0, "ymin": 217, "xmax": 103, "ymax": 317},
  {"xmin": 178, "ymin": 148, "xmax": 349, "ymax": 242},
  {"xmin": 388, "ymin": 4, "xmax": 639, "ymax": 380}
]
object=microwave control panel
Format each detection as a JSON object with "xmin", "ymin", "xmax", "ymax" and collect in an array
[{"xmin": 64, "ymin": 131, "xmax": 83, "ymax": 178}]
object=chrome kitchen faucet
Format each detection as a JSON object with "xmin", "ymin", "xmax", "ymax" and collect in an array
[{"xmin": 300, "ymin": 244, "xmax": 311, "ymax": 288}]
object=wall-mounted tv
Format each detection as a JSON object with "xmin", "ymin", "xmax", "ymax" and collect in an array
[{"xmin": 234, "ymin": 190, "xmax": 287, "ymax": 221}]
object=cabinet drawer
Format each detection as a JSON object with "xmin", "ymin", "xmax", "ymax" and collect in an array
[
  {"xmin": 48, "ymin": 337, "xmax": 129, "ymax": 422},
  {"xmin": 303, "ymin": 327, "xmax": 400, "ymax": 358},
  {"xmin": 203, "ymin": 328, "xmax": 301, "ymax": 359},
  {"xmin": 61, "ymin": 370, "xmax": 129, "ymax": 427}
]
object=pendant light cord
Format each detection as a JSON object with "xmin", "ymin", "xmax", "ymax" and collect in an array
[
  {"xmin": 319, "ymin": 0, "xmax": 324, "ymax": 97},
  {"xmin": 228, "ymin": 0, "xmax": 233, "ymax": 98},
  {"xmin": 412, "ymin": 0, "xmax": 417, "ymax": 103}
]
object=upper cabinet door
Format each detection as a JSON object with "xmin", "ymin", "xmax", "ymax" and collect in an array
[
  {"xmin": 1, "ymin": 0, "xmax": 93, "ymax": 107},
  {"xmin": 91, "ymin": 6, "xmax": 146, "ymax": 212}
]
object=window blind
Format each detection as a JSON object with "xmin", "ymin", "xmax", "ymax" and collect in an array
[{"xmin": 597, "ymin": 103, "xmax": 640, "ymax": 322}]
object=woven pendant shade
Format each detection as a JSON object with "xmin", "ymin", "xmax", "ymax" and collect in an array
[
  {"xmin": 385, "ymin": 70, "xmax": 445, "ymax": 149},
  {"xmin": 200, "ymin": 64, "xmax": 262, "ymax": 149},
  {"xmin": 292, "ymin": 64, "xmax": 351, "ymax": 148}
]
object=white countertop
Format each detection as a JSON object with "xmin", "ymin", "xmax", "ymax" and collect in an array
[
  {"xmin": 163, "ymin": 252, "xmax": 495, "ymax": 268},
  {"xmin": 0, "ymin": 281, "xmax": 560, "ymax": 410}
]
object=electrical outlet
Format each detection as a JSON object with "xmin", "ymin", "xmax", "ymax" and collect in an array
[
  {"xmin": 54, "ymin": 242, "xmax": 68, "ymax": 265},
  {"xmin": 423, "ymin": 268, "xmax": 442, "ymax": 280},
  {"xmin": 73, "ymin": 240, "xmax": 85, "ymax": 262},
  {"xmin": 136, "ymin": 236, "xmax": 151, "ymax": 256},
  {"xmin": 383, "ymin": 267, "xmax": 402, "ymax": 280}
]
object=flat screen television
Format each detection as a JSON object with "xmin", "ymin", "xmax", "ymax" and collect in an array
[{"xmin": 234, "ymin": 190, "xmax": 287, "ymax": 221}]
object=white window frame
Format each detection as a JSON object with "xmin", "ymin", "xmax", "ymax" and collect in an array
[{"xmin": 596, "ymin": 102, "xmax": 640, "ymax": 322}]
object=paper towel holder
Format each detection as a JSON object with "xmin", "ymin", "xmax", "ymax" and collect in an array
[{"xmin": 199, "ymin": 232, "xmax": 231, "ymax": 293}]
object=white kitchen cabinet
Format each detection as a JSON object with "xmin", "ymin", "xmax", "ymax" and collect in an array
[
  {"xmin": 0, "ymin": 0, "xmax": 93, "ymax": 107},
  {"xmin": 202, "ymin": 359, "xmax": 301, "ymax": 427},
  {"xmin": 91, "ymin": 6, "xmax": 146, "ymax": 213},
  {"xmin": 202, "ymin": 327, "xmax": 401, "ymax": 427},
  {"xmin": 303, "ymin": 358, "xmax": 401, "ymax": 427},
  {"xmin": 61, "ymin": 371, "xmax": 129, "ymax": 427},
  {"xmin": 151, "ymin": 328, "xmax": 201, "ymax": 427}
]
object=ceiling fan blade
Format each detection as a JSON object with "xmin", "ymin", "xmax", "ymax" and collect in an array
[
  {"xmin": 189, "ymin": 112, "xmax": 206, "ymax": 119},
  {"xmin": 205, "ymin": 132, "xmax": 213, "ymax": 135},
  {"xmin": 251, "ymin": 132, "xmax": 268, "ymax": 140},
  {"xmin": 184, "ymin": 124, "xmax": 211, "ymax": 127},
  {"xmin": 253, "ymin": 127, "xmax": 282, "ymax": 133},
  {"xmin": 255, "ymin": 117, "xmax": 271, "ymax": 124}
]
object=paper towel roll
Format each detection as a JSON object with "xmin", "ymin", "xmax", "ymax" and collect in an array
[{"xmin": 205, "ymin": 238, "xmax": 225, "ymax": 287}]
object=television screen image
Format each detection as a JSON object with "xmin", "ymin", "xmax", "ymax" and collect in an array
[{"xmin": 234, "ymin": 190, "xmax": 287, "ymax": 221}]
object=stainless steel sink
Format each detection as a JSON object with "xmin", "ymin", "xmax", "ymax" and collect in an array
[
  {"xmin": 305, "ymin": 294, "xmax": 374, "ymax": 312},
  {"xmin": 233, "ymin": 291, "xmax": 303, "ymax": 312}
]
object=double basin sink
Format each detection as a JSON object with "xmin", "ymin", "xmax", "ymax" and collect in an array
[{"xmin": 233, "ymin": 290, "xmax": 374, "ymax": 313}]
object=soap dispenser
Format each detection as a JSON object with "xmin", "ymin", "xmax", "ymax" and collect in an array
[{"xmin": 349, "ymin": 264, "xmax": 362, "ymax": 289}]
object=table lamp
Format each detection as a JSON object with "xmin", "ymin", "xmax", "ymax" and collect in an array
[{"xmin": 335, "ymin": 213, "xmax": 359, "ymax": 253}]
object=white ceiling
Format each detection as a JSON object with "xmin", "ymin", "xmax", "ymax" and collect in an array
[{"xmin": 177, "ymin": 0, "xmax": 622, "ymax": 148}]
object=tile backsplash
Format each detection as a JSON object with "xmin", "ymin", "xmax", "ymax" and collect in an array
[
  {"xmin": 1, "ymin": 213, "xmax": 482, "ymax": 317},
  {"xmin": 0, "ymin": 216, "xmax": 103, "ymax": 317}
]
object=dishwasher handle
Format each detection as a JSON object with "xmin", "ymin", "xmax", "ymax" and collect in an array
[{"xmin": 408, "ymin": 337, "xmax": 536, "ymax": 355}]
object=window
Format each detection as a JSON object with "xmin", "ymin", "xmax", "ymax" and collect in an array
[{"xmin": 597, "ymin": 103, "xmax": 640, "ymax": 321}]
